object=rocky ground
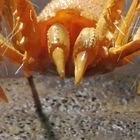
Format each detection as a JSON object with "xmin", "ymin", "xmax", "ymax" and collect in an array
[{"xmin": 0, "ymin": 61, "xmax": 140, "ymax": 140}]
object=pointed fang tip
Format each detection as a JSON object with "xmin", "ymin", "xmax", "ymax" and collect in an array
[
  {"xmin": 0, "ymin": 86, "xmax": 8, "ymax": 103},
  {"xmin": 52, "ymin": 47, "xmax": 65, "ymax": 79},
  {"xmin": 75, "ymin": 51, "xmax": 88, "ymax": 85}
]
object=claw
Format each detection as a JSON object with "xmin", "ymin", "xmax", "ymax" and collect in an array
[
  {"xmin": 73, "ymin": 27, "xmax": 99, "ymax": 84},
  {"xmin": 0, "ymin": 86, "xmax": 8, "ymax": 103},
  {"xmin": 52, "ymin": 47, "xmax": 65, "ymax": 79},
  {"xmin": 47, "ymin": 24, "xmax": 70, "ymax": 78},
  {"xmin": 75, "ymin": 51, "xmax": 88, "ymax": 84}
]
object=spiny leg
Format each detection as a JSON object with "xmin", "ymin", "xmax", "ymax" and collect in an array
[
  {"xmin": 3, "ymin": 0, "xmax": 42, "ymax": 58},
  {"xmin": 1, "ymin": 0, "xmax": 47, "ymax": 74},
  {"xmin": 115, "ymin": 0, "xmax": 140, "ymax": 46},
  {"xmin": 0, "ymin": 0, "xmax": 45, "ymax": 102},
  {"xmin": 108, "ymin": 0, "xmax": 140, "ymax": 64},
  {"xmin": 112, "ymin": 26, "xmax": 140, "ymax": 61},
  {"xmin": 0, "ymin": 34, "xmax": 23, "ymax": 64},
  {"xmin": 0, "ymin": 0, "xmax": 21, "ymax": 102},
  {"xmin": 109, "ymin": 39, "xmax": 140, "ymax": 62},
  {"xmin": 0, "ymin": 34, "xmax": 24, "ymax": 103},
  {"xmin": 96, "ymin": 0, "xmax": 124, "ymax": 42}
]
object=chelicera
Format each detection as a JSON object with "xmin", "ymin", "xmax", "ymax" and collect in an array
[{"xmin": 0, "ymin": 0, "xmax": 140, "ymax": 101}]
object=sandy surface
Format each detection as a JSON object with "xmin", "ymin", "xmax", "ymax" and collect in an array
[{"xmin": 0, "ymin": 65, "xmax": 140, "ymax": 140}]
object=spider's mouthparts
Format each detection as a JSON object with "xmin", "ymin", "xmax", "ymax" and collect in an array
[
  {"xmin": 75, "ymin": 51, "xmax": 88, "ymax": 84},
  {"xmin": 52, "ymin": 47, "xmax": 65, "ymax": 79},
  {"xmin": 47, "ymin": 24, "xmax": 70, "ymax": 79}
]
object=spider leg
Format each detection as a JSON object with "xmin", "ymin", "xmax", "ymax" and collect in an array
[
  {"xmin": 110, "ymin": 27, "xmax": 140, "ymax": 66},
  {"xmin": 0, "ymin": 34, "xmax": 23, "ymax": 64},
  {"xmin": 109, "ymin": 39, "xmax": 140, "ymax": 62},
  {"xmin": 109, "ymin": 0, "xmax": 140, "ymax": 65},
  {"xmin": 115, "ymin": 0, "xmax": 140, "ymax": 46},
  {"xmin": 0, "ymin": 0, "xmax": 48, "ymax": 74},
  {"xmin": 0, "ymin": 34, "xmax": 24, "ymax": 103},
  {"xmin": 2, "ymin": 0, "xmax": 43, "ymax": 60},
  {"xmin": 96, "ymin": 0, "xmax": 124, "ymax": 42}
]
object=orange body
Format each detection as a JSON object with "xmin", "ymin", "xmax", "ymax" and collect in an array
[
  {"xmin": 39, "ymin": 9, "xmax": 96, "ymax": 49},
  {"xmin": 38, "ymin": 9, "xmax": 96, "ymax": 74},
  {"xmin": 10, "ymin": 0, "xmax": 105, "ymax": 74}
]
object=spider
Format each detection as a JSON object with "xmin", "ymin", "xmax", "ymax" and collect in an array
[{"xmin": 0, "ymin": 0, "xmax": 140, "ymax": 102}]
